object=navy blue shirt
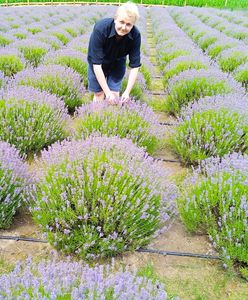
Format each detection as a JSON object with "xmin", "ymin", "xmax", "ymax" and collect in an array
[{"xmin": 87, "ymin": 18, "xmax": 141, "ymax": 68}]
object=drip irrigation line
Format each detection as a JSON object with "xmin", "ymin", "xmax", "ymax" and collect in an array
[
  {"xmin": 0, "ymin": 235, "xmax": 220, "ymax": 260},
  {"xmin": 159, "ymin": 122, "xmax": 178, "ymax": 126},
  {"xmin": 0, "ymin": 235, "xmax": 47, "ymax": 243},
  {"xmin": 153, "ymin": 157, "xmax": 181, "ymax": 163},
  {"xmin": 150, "ymin": 91, "xmax": 166, "ymax": 95},
  {"xmin": 137, "ymin": 248, "xmax": 220, "ymax": 260}
]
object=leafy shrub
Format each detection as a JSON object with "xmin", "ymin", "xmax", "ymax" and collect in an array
[
  {"xmin": 0, "ymin": 256, "xmax": 168, "ymax": 299},
  {"xmin": 140, "ymin": 63, "xmax": 152, "ymax": 90},
  {"xmin": 66, "ymin": 34, "xmax": 89, "ymax": 54},
  {"xmin": 32, "ymin": 136, "xmax": 177, "ymax": 259},
  {"xmin": 13, "ymin": 39, "xmax": 50, "ymax": 67},
  {"xmin": 198, "ymin": 35, "xmax": 218, "ymax": 51},
  {"xmin": 13, "ymin": 64, "xmax": 85, "ymax": 113},
  {"xmin": 73, "ymin": 101, "xmax": 162, "ymax": 154},
  {"xmin": 207, "ymin": 43, "xmax": 233, "ymax": 59},
  {"xmin": 121, "ymin": 72, "xmax": 146, "ymax": 100},
  {"xmin": 0, "ymin": 49, "xmax": 24, "ymax": 77},
  {"xmin": 165, "ymin": 69, "xmax": 233, "ymax": 115},
  {"xmin": 162, "ymin": 57, "xmax": 208, "ymax": 87},
  {"xmin": 13, "ymin": 32, "xmax": 28, "ymax": 40},
  {"xmin": 0, "ymin": 141, "xmax": 30, "ymax": 229},
  {"xmin": 44, "ymin": 49, "xmax": 88, "ymax": 87},
  {"xmin": 178, "ymin": 153, "xmax": 248, "ymax": 272},
  {"xmin": 169, "ymin": 109, "xmax": 248, "ymax": 165},
  {"xmin": 37, "ymin": 33, "xmax": 63, "ymax": 50},
  {"xmin": 158, "ymin": 48, "xmax": 190, "ymax": 66},
  {"xmin": 218, "ymin": 47, "xmax": 248, "ymax": 72},
  {"xmin": 0, "ymin": 34, "xmax": 13, "ymax": 46},
  {"xmin": 0, "ymin": 86, "xmax": 69, "ymax": 155},
  {"xmin": 50, "ymin": 30, "xmax": 72, "ymax": 45},
  {"xmin": 27, "ymin": 26, "xmax": 43, "ymax": 35},
  {"xmin": 234, "ymin": 62, "xmax": 248, "ymax": 91},
  {"xmin": 0, "ymin": 71, "xmax": 5, "ymax": 89}
]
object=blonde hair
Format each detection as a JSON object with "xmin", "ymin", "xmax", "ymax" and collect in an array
[{"xmin": 115, "ymin": 2, "xmax": 140, "ymax": 23}]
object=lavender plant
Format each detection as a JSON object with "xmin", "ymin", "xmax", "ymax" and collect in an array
[
  {"xmin": 207, "ymin": 42, "xmax": 234, "ymax": 59},
  {"xmin": 13, "ymin": 39, "xmax": 51, "ymax": 67},
  {"xmin": 162, "ymin": 58, "xmax": 208, "ymax": 87},
  {"xmin": 178, "ymin": 153, "xmax": 248, "ymax": 274},
  {"xmin": 218, "ymin": 47, "xmax": 248, "ymax": 72},
  {"xmin": 50, "ymin": 29, "xmax": 72, "ymax": 45},
  {"xmin": 164, "ymin": 69, "xmax": 233, "ymax": 115},
  {"xmin": 0, "ymin": 49, "xmax": 24, "ymax": 77},
  {"xmin": 0, "ymin": 33, "xmax": 13, "ymax": 47},
  {"xmin": 0, "ymin": 71, "xmax": 5, "ymax": 89},
  {"xmin": 140, "ymin": 64, "xmax": 152, "ymax": 90},
  {"xmin": 37, "ymin": 33, "xmax": 63, "ymax": 50},
  {"xmin": 73, "ymin": 101, "xmax": 162, "ymax": 154},
  {"xmin": 0, "ymin": 256, "xmax": 168, "ymax": 299},
  {"xmin": 121, "ymin": 72, "xmax": 146, "ymax": 100},
  {"xmin": 0, "ymin": 141, "xmax": 30, "ymax": 229},
  {"xmin": 234, "ymin": 62, "xmax": 248, "ymax": 91},
  {"xmin": 32, "ymin": 136, "xmax": 177, "ymax": 259},
  {"xmin": 13, "ymin": 64, "xmax": 85, "ymax": 113},
  {"xmin": 169, "ymin": 109, "xmax": 248, "ymax": 165},
  {"xmin": 44, "ymin": 49, "xmax": 88, "ymax": 87},
  {"xmin": 0, "ymin": 86, "xmax": 68, "ymax": 155}
]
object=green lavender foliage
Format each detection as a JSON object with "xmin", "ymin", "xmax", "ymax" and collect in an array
[
  {"xmin": 178, "ymin": 164, "xmax": 248, "ymax": 273},
  {"xmin": 165, "ymin": 77, "xmax": 231, "ymax": 115},
  {"xmin": 169, "ymin": 109, "xmax": 248, "ymax": 165}
]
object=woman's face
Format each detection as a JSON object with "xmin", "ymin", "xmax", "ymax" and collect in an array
[{"xmin": 114, "ymin": 11, "xmax": 135, "ymax": 36}]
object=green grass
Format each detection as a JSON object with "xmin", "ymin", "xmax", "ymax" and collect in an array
[
  {"xmin": 137, "ymin": 262, "xmax": 248, "ymax": 300},
  {"xmin": 0, "ymin": 0, "xmax": 247, "ymax": 8},
  {"xmin": 0, "ymin": 257, "xmax": 14, "ymax": 276}
]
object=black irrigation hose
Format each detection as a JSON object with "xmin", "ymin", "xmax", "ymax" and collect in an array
[
  {"xmin": 159, "ymin": 122, "xmax": 178, "ymax": 126},
  {"xmin": 0, "ymin": 235, "xmax": 47, "ymax": 243},
  {"xmin": 0, "ymin": 235, "xmax": 220, "ymax": 260},
  {"xmin": 137, "ymin": 248, "xmax": 220, "ymax": 260},
  {"xmin": 153, "ymin": 157, "xmax": 181, "ymax": 163}
]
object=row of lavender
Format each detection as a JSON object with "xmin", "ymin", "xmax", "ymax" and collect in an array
[
  {"xmin": 171, "ymin": 6, "xmax": 248, "ymax": 87},
  {"xmin": 0, "ymin": 6, "xmax": 174, "ymax": 298},
  {"xmin": 149, "ymin": 6, "xmax": 248, "ymax": 277}
]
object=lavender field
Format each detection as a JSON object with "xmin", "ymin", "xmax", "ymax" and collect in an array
[{"xmin": 0, "ymin": 4, "xmax": 248, "ymax": 299}]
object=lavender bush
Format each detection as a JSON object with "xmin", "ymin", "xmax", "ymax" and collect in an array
[
  {"xmin": 50, "ymin": 29, "xmax": 72, "ymax": 45},
  {"xmin": 32, "ymin": 136, "xmax": 177, "ymax": 259},
  {"xmin": 0, "ymin": 256, "xmax": 168, "ymax": 299},
  {"xmin": 0, "ymin": 33, "xmax": 13, "ymax": 47},
  {"xmin": 0, "ymin": 71, "xmax": 5, "ymax": 89},
  {"xmin": 234, "ymin": 62, "xmax": 248, "ymax": 91},
  {"xmin": 0, "ymin": 49, "xmax": 24, "ymax": 77},
  {"xmin": 121, "ymin": 72, "xmax": 146, "ymax": 101},
  {"xmin": 169, "ymin": 109, "xmax": 248, "ymax": 165},
  {"xmin": 0, "ymin": 86, "xmax": 68, "ymax": 155},
  {"xmin": 13, "ymin": 39, "xmax": 50, "ymax": 67},
  {"xmin": 37, "ymin": 33, "xmax": 63, "ymax": 50},
  {"xmin": 73, "ymin": 101, "xmax": 162, "ymax": 154},
  {"xmin": 218, "ymin": 47, "xmax": 248, "ymax": 72},
  {"xmin": 0, "ymin": 141, "xmax": 30, "ymax": 229},
  {"xmin": 165, "ymin": 69, "xmax": 233, "ymax": 115},
  {"xmin": 162, "ymin": 58, "xmax": 208, "ymax": 87},
  {"xmin": 178, "ymin": 153, "xmax": 248, "ymax": 275},
  {"xmin": 13, "ymin": 64, "xmax": 85, "ymax": 113},
  {"xmin": 44, "ymin": 49, "xmax": 88, "ymax": 87}
]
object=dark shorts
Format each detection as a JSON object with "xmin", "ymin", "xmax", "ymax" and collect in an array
[{"xmin": 88, "ymin": 57, "xmax": 126, "ymax": 93}]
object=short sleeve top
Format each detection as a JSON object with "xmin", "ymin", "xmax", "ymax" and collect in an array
[{"xmin": 87, "ymin": 18, "xmax": 141, "ymax": 68}]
